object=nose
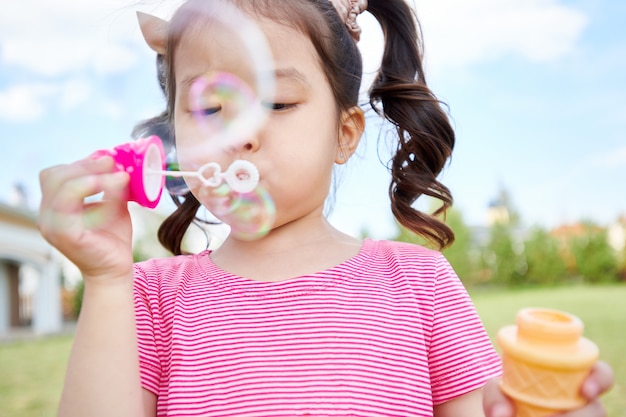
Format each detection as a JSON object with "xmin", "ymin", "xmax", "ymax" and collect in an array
[{"xmin": 224, "ymin": 135, "xmax": 259, "ymax": 154}]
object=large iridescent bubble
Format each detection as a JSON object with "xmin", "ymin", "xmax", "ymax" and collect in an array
[
  {"xmin": 164, "ymin": 0, "xmax": 276, "ymax": 240},
  {"xmin": 173, "ymin": 0, "xmax": 275, "ymax": 156}
]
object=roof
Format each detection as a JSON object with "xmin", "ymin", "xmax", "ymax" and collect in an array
[{"xmin": 0, "ymin": 202, "xmax": 38, "ymax": 230}]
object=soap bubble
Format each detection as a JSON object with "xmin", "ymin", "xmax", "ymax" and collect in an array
[
  {"xmin": 172, "ymin": 0, "xmax": 275, "ymax": 158},
  {"xmin": 189, "ymin": 71, "xmax": 260, "ymax": 147},
  {"xmin": 210, "ymin": 184, "xmax": 276, "ymax": 240},
  {"xmin": 160, "ymin": 0, "xmax": 277, "ymax": 239}
]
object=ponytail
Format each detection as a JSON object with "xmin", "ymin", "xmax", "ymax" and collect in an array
[
  {"xmin": 157, "ymin": 196, "xmax": 203, "ymax": 255},
  {"xmin": 367, "ymin": 0, "xmax": 456, "ymax": 249}
]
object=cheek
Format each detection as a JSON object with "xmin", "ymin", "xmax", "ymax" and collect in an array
[{"xmin": 174, "ymin": 125, "xmax": 218, "ymax": 170}]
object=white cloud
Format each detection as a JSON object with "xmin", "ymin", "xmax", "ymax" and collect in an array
[
  {"xmin": 416, "ymin": 0, "xmax": 588, "ymax": 70},
  {"xmin": 101, "ymin": 99, "xmax": 126, "ymax": 120},
  {"xmin": 590, "ymin": 146, "xmax": 626, "ymax": 168},
  {"xmin": 93, "ymin": 44, "xmax": 138, "ymax": 75},
  {"xmin": 0, "ymin": 1, "xmax": 142, "ymax": 122},
  {"xmin": 359, "ymin": 0, "xmax": 588, "ymax": 76},
  {"xmin": 0, "ymin": 0, "xmax": 142, "ymax": 76},
  {"xmin": 0, "ymin": 79, "xmax": 92, "ymax": 122},
  {"xmin": 2, "ymin": 0, "xmax": 588, "ymax": 78},
  {"xmin": 2, "ymin": 37, "xmax": 93, "ymax": 77},
  {"xmin": 0, "ymin": 83, "xmax": 57, "ymax": 122},
  {"xmin": 58, "ymin": 80, "xmax": 93, "ymax": 111}
]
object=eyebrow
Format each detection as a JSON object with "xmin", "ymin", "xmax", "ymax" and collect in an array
[
  {"xmin": 274, "ymin": 68, "xmax": 311, "ymax": 88},
  {"xmin": 178, "ymin": 67, "xmax": 311, "ymax": 92},
  {"xmin": 180, "ymin": 76, "xmax": 197, "ymax": 92}
]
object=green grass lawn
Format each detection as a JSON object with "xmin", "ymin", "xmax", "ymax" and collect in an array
[
  {"xmin": 0, "ymin": 284, "xmax": 624, "ymax": 417},
  {"xmin": 0, "ymin": 334, "xmax": 72, "ymax": 417}
]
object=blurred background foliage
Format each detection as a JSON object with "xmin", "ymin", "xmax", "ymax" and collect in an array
[{"xmin": 393, "ymin": 189, "xmax": 625, "ymax": 289}]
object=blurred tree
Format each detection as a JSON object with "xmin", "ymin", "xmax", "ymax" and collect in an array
[
  {"xmin": 484, "ymin": 222, "xmax": 526, "ymax": 286},
  {"xmin": 569, "ymin": 222, "xmax": 620, "ymax": 283},
  {"xmin": 73, "ymin": 280, "xmax": 84, "ymax": 318},
  {"xmin": 390, "ymin": 190, "xmax": 622, "ymax": 288},
  {"xmin": 393, "ymin": 221, "xmax": 428, "ymax": 246},
  {"xmin": 522, "ymin": 226, "xmax": 568, "ymax": 285},
  {"xmin": 482, "ymin": 186, "xmax": 526, "ymax": 286},
  {"xmin": 441, "ymin": 207, "xmax": 480, "ymax": 285},
  {"xmin": 619, "ymin": 246, "xmax": 626, "ymax": 281}
]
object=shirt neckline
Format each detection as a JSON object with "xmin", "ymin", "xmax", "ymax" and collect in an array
[{"xmin": 195, "ymin": 238, "xmax": 376, "ymax": 299}]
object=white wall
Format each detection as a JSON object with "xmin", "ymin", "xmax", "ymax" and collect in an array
[
  {"xmin": 0, "ymin": 263, "xmax": 10, "ymax": 334},
  {"xmin": 0, "ymin": 215, "xmax": 63, "ymax": 335}
]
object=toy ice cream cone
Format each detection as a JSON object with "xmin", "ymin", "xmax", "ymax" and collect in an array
[{"xmin": 497, "ymin": 308, "xmax": 599, "ymax": 417}]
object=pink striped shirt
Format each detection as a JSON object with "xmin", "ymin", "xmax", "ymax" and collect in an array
[{"xmin": 134, "ymin": 239, "xmax": 502, "ymax": 416}]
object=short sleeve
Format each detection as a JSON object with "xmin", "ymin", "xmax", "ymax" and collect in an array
[
  {"xmin": 428, "ymin": 254, "xmax": 502, "ymax": 404},
  {"xmin": 133, "ymin": 263, "xmax": 162, "ymax": 395}
]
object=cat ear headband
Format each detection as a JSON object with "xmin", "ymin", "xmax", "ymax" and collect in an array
[{"xmin": 137, "ymin": 11, "xmax": 167, "ymax": 54}]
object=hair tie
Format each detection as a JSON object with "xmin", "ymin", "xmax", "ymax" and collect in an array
[{"xmin": 329, "ymin": 0, "xmax": 368, "ymax": 42}]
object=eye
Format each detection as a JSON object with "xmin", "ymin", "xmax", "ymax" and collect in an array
[
  {"xmin": 192, "ymin": 106, "xmax": 221, "ymax": 117},
  {"xmin": 263, "ymin": 102, "xmax": 296, "ymax": 111}
]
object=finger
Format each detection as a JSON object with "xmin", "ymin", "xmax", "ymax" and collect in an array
[
  {"xmin": 49, "ymin": 170, "xmax": 128, "ymax": 216},
  {"xmin": 39, "ymin": 157, "xmax": 117, "ymax": 207},
  {"xmin": 83, "ymin": 187, "xmax": 130, "ymax": 231},
  {"xmin": 553, "ymin": 400, "xmax": 606, "ymax": 417},
  {"xmin": 40, "ymin": 156, "xmax": 116, "ymax": 189},
  {"xmin": 101, "ymin": 171, "xmax": 132, "ymax": 203},
  {"xmin": 483, "ymin": 377, "xmax": 515, "ymax": 417},
  {"xmin": 39, "ymin": 171, "xmax": 129, "ymax": 242},
  {"xmin": 581, "ymin": 361, "xmax": 614, "ymax": 400}
]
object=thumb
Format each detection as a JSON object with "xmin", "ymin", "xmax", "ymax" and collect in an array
[
  {"xmin": 101, "ymin": 171, "xmax": 130, "ymax": 202},
  {"xmin": 581, "ymin": 361, "xmax": 614, "ymax": 400},
  {"xmin": 483, "ymin": 377, "xmax": 515, "ymax": 417},
  {"xmin": 83, "ymin": 172, "xmax": 130, "ymax": 230}
]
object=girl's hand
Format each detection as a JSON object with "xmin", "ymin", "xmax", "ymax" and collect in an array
[
  {"xmin": 38, "ymin": 156, "xmax": 133, "ymax": 282},
  {"xmin": 483, "ymin": 361, "xmax": 614, "ymax": 417}
]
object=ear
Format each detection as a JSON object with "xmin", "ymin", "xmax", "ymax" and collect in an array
[
  {"xmin": 137, "ymin": 11, "xmax": 168, "ymax": 55},
  {"xmin": 336, "ymin": 106, "xmax": 365, "ymax": 164}
]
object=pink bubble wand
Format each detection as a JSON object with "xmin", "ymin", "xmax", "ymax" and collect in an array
[{"xmin": 91, "ymin": 136, "xmax": 275, "ymax": 240}]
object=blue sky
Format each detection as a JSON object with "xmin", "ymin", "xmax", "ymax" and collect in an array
[{"xmin": 1, "ymin": 0, "xmax": 624, "ymax": 240}]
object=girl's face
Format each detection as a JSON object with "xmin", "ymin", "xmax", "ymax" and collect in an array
[{"xmin": 173, "ymin": 15, "xmax": 343, "ymax": 232}]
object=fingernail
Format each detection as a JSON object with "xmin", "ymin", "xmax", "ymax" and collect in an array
[
  {"xmin": 113, "ymin": 171, "xmax": 130, "ymax": 184},
  {"xmin": 583, "ymin": 380, "xmax": 599, "ymax": 398},
  {"xmin": 492, "ymin": 404, "xmax": 510, "ymax": 417}
]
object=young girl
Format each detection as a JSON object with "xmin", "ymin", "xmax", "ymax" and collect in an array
[{"xmin": 38, "ymin": 0, "xmax": 613, "ymax": 416}]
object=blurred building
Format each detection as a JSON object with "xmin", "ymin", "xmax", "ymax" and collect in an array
[
  {"xmin": 0, "ymin": 201, "xmax": 62, "ymax": 337},
  {"xmin": 608, "ymin": 215, "xmax": 626, "ymax": 256},
  {"xmin": 486, "ymin": 199, "xmax": 510, "ymax": 226}
]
